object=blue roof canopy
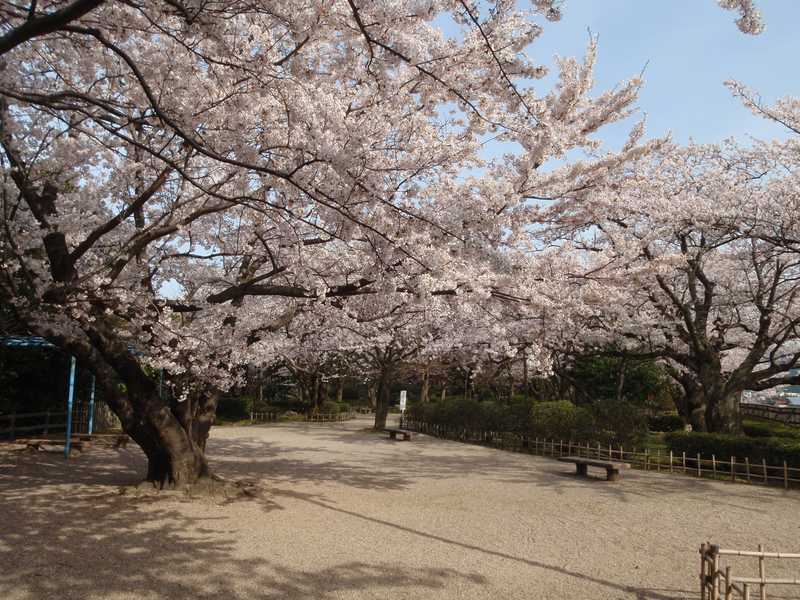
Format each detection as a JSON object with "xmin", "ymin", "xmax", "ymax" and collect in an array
[{"xmin": 0, "ymin": 336, "xmax": 56, "ymax": 348}]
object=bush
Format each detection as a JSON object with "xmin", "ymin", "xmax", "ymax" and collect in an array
[
  {"xmin": 648, "ymin": 414, "xmax": 685, "ymax": 432},
  {"xmin": 743, "ymin": 419, "xmax": 800, "ymax": 440},
  {"xmin": 216, "ymin": 395, "xmax": 251, "ymax": 420},
  {"xmin": 664, "ymin": 431, "xmax": 800, "ymax": 468},
  {"xmin": 530, "ymin": 401, "xmax": 595, "ymax": 442},
  {"xmin": 592, "ymin": 399, "xmax": 649, "ymax": 446},
  {"xmin": 319, "ymin": 400, "xmax": 340, "ymax": 415}
]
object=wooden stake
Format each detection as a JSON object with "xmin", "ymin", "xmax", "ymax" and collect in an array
[
  {"xmin": 712, "ymin": 454, "xmax": 717, "ymax": 479},
  {"xmin": 701, "ymin": 543, "xmax": 708, "ymax": 600},
  {"xmin": 784, "ymin": 461, "xmax": 789, "ymax": 490},
  {"xmin": 763, "ymin": 459, "xmax": 767, "ymax": 484},
  {"xmin": 758, "ymin": 544, "xmax": 765, "ymax": 600},
  {"xmin": 683, "ymin": 451, "xmax": 687, "ymax": 475},
  {"xmin": 697, "ymin": 453, "xmax": 702, "ymax": 477},
  {"xmin": 670, "ymin": 450, "xmax": 674, "ymax": 474},
  {"xmin": 746, "ymin": 457, "xmax": 751, "ymax": 483},
  {"xmin": 731, "ymin": 456, "xmax": 735, "ymax": 483}
]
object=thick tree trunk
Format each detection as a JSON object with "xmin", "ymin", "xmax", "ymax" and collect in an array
[
  {"xmin": 420, "ymin": 365, "xmax": 429, "ymax": 404},
  {"xmin": 336, "ymin": 377, "xmax": 344, "ymax": 404},
  {"xmin": 704, "ymin": 390, "xmax": 742, "ymax": 434},
  {"xmin": 373, "ymin": 371, "xmax": 392, "ymax": 431},
  {"xmin": 42, "ymin": 322, "xmax": 215, "ymax": 489},
  {"xmin": 367, "ymin": 383, "xmax": 377, "ymax": 409}
]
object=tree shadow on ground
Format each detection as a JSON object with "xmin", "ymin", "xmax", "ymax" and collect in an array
[
  {"xmin": 207, "ymin": 428, "xmax": 789, "ymax": 512},
  {"xmin": 0, "ymin": 449, "xmax": 487, "ymax": 599}
]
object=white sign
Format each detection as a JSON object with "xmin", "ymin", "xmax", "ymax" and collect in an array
[{"xmin": 399, "ymin": 390, "xmax": 407, "ymax": 412}]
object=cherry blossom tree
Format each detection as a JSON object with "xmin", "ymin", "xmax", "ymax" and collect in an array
[
  {"xmin": 0, "ymin": 1, "xmax": 762, "ymax": 487},
  {"xmin": 546, "ymin": 125, "xmax": 800, "ymax": 432}
]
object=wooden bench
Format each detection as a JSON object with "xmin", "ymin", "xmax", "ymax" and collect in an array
[
  {"xmin": 384, "ymin": 427, "xmax": 413, "ymax": 441},
  {"xmin": 558, "ymin": 456, "xmax": 631, "ymax": 481}
]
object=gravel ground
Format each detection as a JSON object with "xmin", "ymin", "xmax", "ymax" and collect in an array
[{"xmin": 1, "ymin": 415, "xmax": 799, "ymax": 600}]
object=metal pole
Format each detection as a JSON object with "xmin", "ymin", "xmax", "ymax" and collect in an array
[
  {"xmin": 88, "ymin": 374, "xmax": 96, "ymax": 436},
  {"xmin": 65, "ymin": 356, "xmax": 76, "ymax": 459}
]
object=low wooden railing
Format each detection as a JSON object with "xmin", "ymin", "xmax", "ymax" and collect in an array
[
  {"xmin": 401, "ymin": 419, "xmax": 800, "ymax": 490},
  {"xmin": 700, "ymin": 543, "xmax": 800, "ymax": 599},
  {"xmin": 249, "ymin": 411, "xmax": 279, "ymax": 423},
  {"xmin": 306, "ymin": 411, "xmax": 357, "ymax": 423},
  {"xmin": 742, "ymin": 403, "xmax": 800, "ymax": 425},
  {"xmin": 0, "ymin": 411, "xmax": 68, "ymax": 439}
]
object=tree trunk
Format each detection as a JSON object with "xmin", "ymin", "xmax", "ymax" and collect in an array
[
  {"xmin": 705, "ymin": 390, "xmax": 742, "ymax": 434},
  {"xmin": 440, "ymin": 386, "xmax": 446, "ymax": 402},
  {"xmin": 367, "ymin": 383, "xmax": 377, "ymax": 409},
  {"xmin": 45, "ymin": 323, "xmax": 214, "ymax": 488},
  {"xmin": 373, "ymin": 370, "xmax": 392, "ymax": 430},
  {"xmin": 336, "ymin": 377, "xmax": 344, "ymax": 404},
  {"xmin": 420, "ymin": 365, "xmax": 429, "ymax": 404}
]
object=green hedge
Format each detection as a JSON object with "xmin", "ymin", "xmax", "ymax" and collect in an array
[
  {"xmin": 742, "ymin": 419, "xmax": 800, "ymax": 440},
  {"xmin": 648, "ymin": 414, "xmax": 685, "ymax": 432},
  {"xmin": 664, "ymin": 431, "xmax": 800, "ymax": 468},
  {"xmin": 407, "ymin": 398, "xmax": 647, "ymax": 445}
]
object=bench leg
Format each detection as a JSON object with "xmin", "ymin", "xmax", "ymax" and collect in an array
[
  {"xmin": 576, "ymin": 463, "xmax": 588, "ymax": 477},
  {"xmin": 389, "ymin": 432, "xmax": 396, "ymax": 440},
  {"xmin": 606, "ymin": 468, "xmax": 621, "ymax": 482}
]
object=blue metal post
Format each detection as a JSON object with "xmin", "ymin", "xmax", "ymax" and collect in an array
[
  {"xmin": 88, "ymin": 374, "xmax": 96, "ymax": 436},
  {"xmin": 65, "ymin": 356, "xmax": 76, "ymax": 459}
]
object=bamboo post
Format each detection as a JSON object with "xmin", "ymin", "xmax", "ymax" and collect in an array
[
  {"xmin": 683, "ymin": 451, "xmax": 687, "ymax": 474},
  {"xmin": 645, "ymin": 448, "xmax": 649, "ymax": 471},
  {"xmin": 597, "ymin": 442, "xmax": 601, "ymax": 459},
  {"xmin": 608, "ymin": 443, "xmax": 612, "ymax": 460},
  {"xmin": 560, "ymin": 440, "xmax": 563, "ymax": 456},
  {"xmin": 746, "ymin": 457, "xmax": 751, "ymax": 483},
  {"xmin": 724, "ymin": 566, "xmax": 732, "ymax": 600},
  {"xmin": 712, "ymin": 455, "xmax": 717, "ymax": 479},
  {"xmin": 731, "ymin": 456, "xmax": 735, "ymax": 483},
  {"xmin": 700, "ymin": 543, "xmax": 708, "ymax": 600},
  {"xmin": 698, "ymin": 453, "xmax": 702, "ymax": 477},
  {"xmin": 762, "ymin": 459, "xmax": 768, "ymax": 484},
  {"xmin": 712, "ymin": 546, "xmax": 720, "ymax": 600},
  {"xmin": 743, "ymin": 582, "xmax": 750, "ymax": 600},
  {"xmin": 657, "ymin": 448, "xmax": 661, "ymax": 472},
  {"xmin": 758, "ymin": 544, "xmax": 765, "ymax": 600},
  {"xmin": 670, "ymin": 450, "xmax": 674, "ymax": 474},
  {"xmin": 784, "ymin": 461, "xmax": 789, "ymax": 490},
  {"xmin": 620, "ymin": 445, "xmax": 623, "ymax": 461}
]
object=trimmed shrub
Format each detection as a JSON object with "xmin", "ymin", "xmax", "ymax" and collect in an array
[
  {"xmin": 664, "ymin": 431, "xmax": 800, "ymax": 468},
  {"xmin": 594, "ymin": 399, "xmax": 649, "ymax": 446},
  {"xmin": 742, "ymin": 420, "xmax": 800, "ymax": 440},
  {"xmin": 530, "ymin": 401, "xmax": 595, "ymax": 442},
  {"xmin": 648, "ymin": 414, "xmax": 685, "ymax": 432}
]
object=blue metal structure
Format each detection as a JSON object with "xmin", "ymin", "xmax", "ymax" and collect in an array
[
  {"xmin": 0, "ymin": 335, "xmax": 94, "ymax": 458},
  {"xmin": 64, "ymin": 356, "xmax": 76, "ymax": 458}
]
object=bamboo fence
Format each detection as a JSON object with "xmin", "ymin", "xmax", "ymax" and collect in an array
[
  {"xmin": 249, "ymin": 411, "xmax": 279, "ymax": 423},
  {"xmin": 700, "ymin": 543, "xmax": 800, "ymax": 599},
  {"xmin": 305, "ymin": 411, "xmax": 357, "ymax": 423},
  {"xmin": 741, "ymin": 403, "xmax": 800, "ymax": 426},
  {"xmin": 400, "ymin": 419, "xmax": 800, "ymax": 490}
]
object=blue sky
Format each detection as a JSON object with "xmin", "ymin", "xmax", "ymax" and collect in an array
[{"xmin": 447, "ymin": 1, "xmax": 800, "ymax": 151}]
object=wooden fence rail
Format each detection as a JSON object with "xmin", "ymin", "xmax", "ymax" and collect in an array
[
  {"xmin": 0, "ymin": 411, "xmax": 69, "ymax": 439},
  {"xmin": 700, "ymin": 543, "xmax": 800, "ymax": 599},
  {"xmin": 401, "ymin": 419, "xmax": 800, "ymax": 490},
  {"xmin": 741, "ymin": 403, "xmax": 800, "ymax": 425},
  {"xmin": 306, "ymin": 412, "xmax": 357, "ymax": 423},
  {"xmin": 250, "ymin": 411, "xmax": 279, "ymax": 423}
]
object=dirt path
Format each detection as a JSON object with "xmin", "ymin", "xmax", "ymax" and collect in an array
[{"xmin": 1, "ymin": 416, "xmax": 798, "ymax": 599}]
